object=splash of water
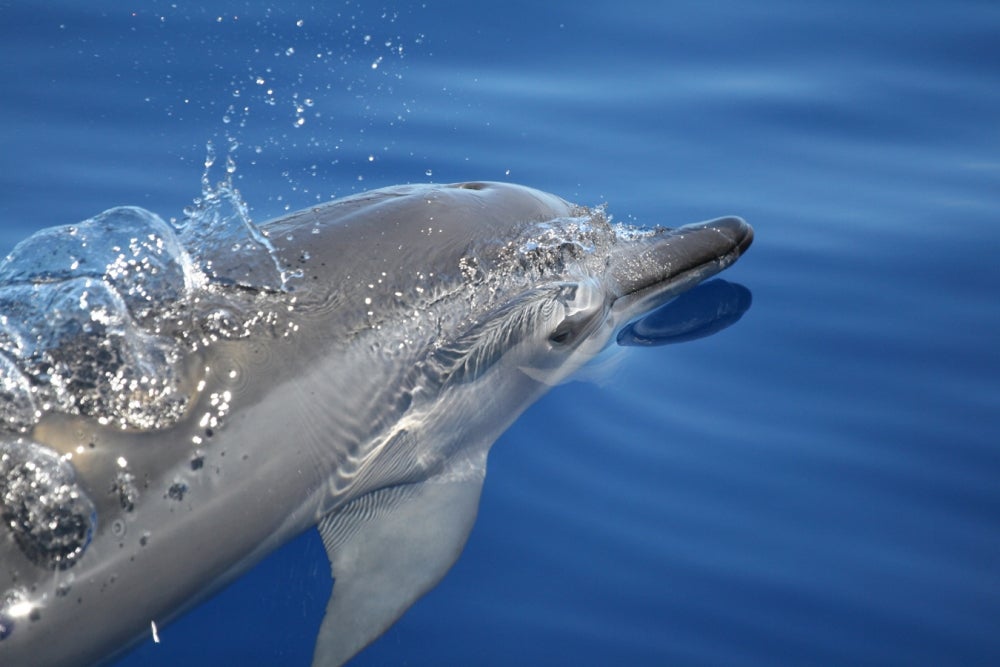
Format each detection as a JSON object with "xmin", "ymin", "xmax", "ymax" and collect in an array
[
  {"xmin": 0, "ymin": 147, "xmax": 294, "ymax": 435},
  {"xmin": 176, "ymin": 140, "xmax": 290, "ymax": 291}
]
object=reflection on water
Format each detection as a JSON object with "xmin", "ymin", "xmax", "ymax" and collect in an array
[{"xmin": 617, "ymin": 279, "xmax": 752, "ymax": 347}]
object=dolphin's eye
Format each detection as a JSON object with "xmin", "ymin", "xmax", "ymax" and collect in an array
[
  {"xmin": 548, "ymin": 311, "xmax": 594, "ymax": 347},
  {"xmin": 548, "ymin": 325, "xmax": 573, "ymax": 346},
  {"xmin": 547, "ymin": 280, "xmax": 605, "ymax": 347}
]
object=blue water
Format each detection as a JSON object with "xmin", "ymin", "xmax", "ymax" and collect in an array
[{"xmin": 2, "ymin": 1, "xmax": 999, "ymax": 665}]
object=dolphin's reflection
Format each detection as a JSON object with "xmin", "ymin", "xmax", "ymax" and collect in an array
[{"xmin": 617, "ymin": 279, "xmax": 752, "ymax": 347}]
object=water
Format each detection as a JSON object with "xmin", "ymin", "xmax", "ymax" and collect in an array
[{"xmin": 1, "ymin": 1, "xmax": 998, "ymax": 665}]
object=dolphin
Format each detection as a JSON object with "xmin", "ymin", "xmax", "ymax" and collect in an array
[{"xmin": 0, "ymin": 181, "xmax": 752, "ymax": 666}]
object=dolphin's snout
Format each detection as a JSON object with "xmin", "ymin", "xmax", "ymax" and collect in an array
[
  {"xmin": 609, "ymin": 215, "xmax": 754, "ymax": 316},
  {"xmin": 667, "ymin": 216, "xmax": 753, "ymax": 273}
]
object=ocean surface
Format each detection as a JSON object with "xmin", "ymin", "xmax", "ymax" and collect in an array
[{"xmin": 2, "ymin": 1, "xmax": 999, "ymax": 665}]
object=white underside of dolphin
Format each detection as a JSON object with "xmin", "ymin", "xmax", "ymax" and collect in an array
[{"xmin": 0, "ymin": 181, "xmax": 752, "ymax": 666}]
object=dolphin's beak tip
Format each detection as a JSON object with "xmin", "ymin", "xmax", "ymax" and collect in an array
[{"xmin": 708, "ymin": 216, "xmax": 754, "ymax": 255}]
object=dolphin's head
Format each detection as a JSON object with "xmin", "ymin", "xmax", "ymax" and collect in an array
[
  {"xmin": 399, "ymin": 183, "xmax": 753, "ymax": 388},
  {"xmin": 270, "ymin": 182, "xmax": 752, "ymax": 392},
  {"xmin": 536, "ymin": 214, "xmax": 753, "ymax": 382}
]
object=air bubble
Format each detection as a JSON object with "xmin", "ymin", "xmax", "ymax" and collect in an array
[{"xmin": 0, "ymin": 440, "xmax": 97, "ymax": 570}]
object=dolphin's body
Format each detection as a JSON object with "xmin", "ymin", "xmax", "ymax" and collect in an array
[{"xmin": 0, "ymin": 182, "xmax": 752, "ymax": 666}]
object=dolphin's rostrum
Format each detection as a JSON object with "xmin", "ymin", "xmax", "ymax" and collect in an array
[{"xmin": 0, "ymin": 182, "xmax": 752, "ymax": 665}]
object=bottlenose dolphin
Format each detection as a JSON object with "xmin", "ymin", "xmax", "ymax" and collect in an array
[{"xmin": 0, "ymin": 181, "xmax": 752, "ymax": 666}]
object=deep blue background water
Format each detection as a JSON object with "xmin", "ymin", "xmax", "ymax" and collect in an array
[{"xmin": 2, "ymin": 1, "xmax": 999, "ymax": 665}]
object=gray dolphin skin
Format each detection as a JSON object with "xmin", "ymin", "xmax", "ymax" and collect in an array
[{"xmin": 0, "ymin": 181, "xmax": 752, "ymax": 666}]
